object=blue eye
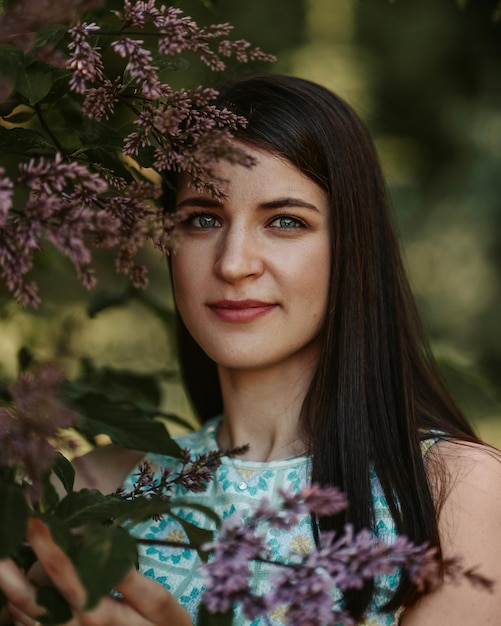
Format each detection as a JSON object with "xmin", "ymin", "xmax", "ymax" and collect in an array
[
  {"xmin": 188, "ymin": 214, "xmax": 220, "ymax": 229},
  {"xmin": 270, "ymin": 215, "xmax": 306, "ymax": 229}
]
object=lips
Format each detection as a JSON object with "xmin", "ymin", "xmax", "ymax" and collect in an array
[{"xmin": 207, "ymin": 299, "xmax": 277, "ymax": 323}]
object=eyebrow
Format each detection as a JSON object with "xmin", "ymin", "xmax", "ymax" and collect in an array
[
  {"xmin": 176, "ymin": 197, "xmax": 223, "ymax": 210},
  {"xmin": 176, "ymin": 196, "xmax": 320, "ymax": 212},
  {"xmin": 258, "ymin": 198, "xmax": 320, "ymax": 212}
]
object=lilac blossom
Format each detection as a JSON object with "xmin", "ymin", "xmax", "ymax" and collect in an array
[
  {"xmin": 0, "ymin": 169, "xmax": 13, "ymax": 226},
  {"xmin": 121, "ymin": 0, "xmax": 165, "ymax": 28},
  {"xmin": 112, "ymin": 0, "xmax": 275, "ymax": 70},
  {"xmin": 67, "ymin": 22, "xmax": 104, "ymax": 94},
  {"xmin": 198, "ymin": 485, "xmax": 444, "ymax": 625},
  {"xmin": 0, "ymin": 156, "xmax": 165, "ymax": 307},
  {"xmin": 111, "ymin": 38, "xmax": 166, "ymax": 99},
  {"xmin": 0, "ymin": 364, "xmax": 78, "ymax": 499},
  {"xmin": 219, "ymin": 39, "xmax": 277, "ymax": 64},
  {"xmin": 83, "ymin": 78, "xmax": 123, "ymax": 121},
  {"xmin": 269, "ymin": 563, "xmax": 355, "ymax": 626},
  {"xmin": 263, "ymin": 528, "xmax": 441, "ymax": 625},
  {"xmin": 121, "ymin": 86, "xmax": 253, "ymax": 199},
  {"xmin": 1, "ymin": 1, "xmax": 275, "ymax": 307},
  {"xmin": 201, "ymin": 514, "xmax": 269, "ymax": 615},
  {"xmin": 119, "ymin": 447, "xmax": 244, "ymax": 504}
]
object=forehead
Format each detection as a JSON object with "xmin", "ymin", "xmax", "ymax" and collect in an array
[{"xmin": 176, "ymin": 145, "xmax": 327, "ymax": 204}]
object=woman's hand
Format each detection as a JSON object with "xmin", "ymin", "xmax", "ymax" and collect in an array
[{"xmin": 0, "ymin": 518, "xmax": 192, "ymax": 626}]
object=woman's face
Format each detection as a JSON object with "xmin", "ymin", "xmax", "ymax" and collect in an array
[{"xmin": 171, "ymin": 145, "xmax": 331, "ymax": 375}]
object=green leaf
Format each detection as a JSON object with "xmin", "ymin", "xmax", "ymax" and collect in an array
[
  {"xmin": 170, "ymin": 500, "xmax": 222, "ymax": 529},
  {"xmin": 78, "ymin": 412, "xmax": 182, "ymax": 456},
  {"xmin": 455, "ymin": 0, "xmax": 469, "ymax": 7},
  {"xmin": 16, "ymin": 62, "xmax": 54, "ymax": 105},
  {"xmin": 75, "ymin": 524, "xmax": 138, "ymax": 609},
  {"xmin": 38, "ymin": 72, "xmax": 72, "ymax": 104},
  {"xmin": 0, "ymin": 481, "xmax": 29, "ymax": 558},
  {"xmin": 2, "ymin": 108, "xmax": 35, "ymax": 124},
  {"xmin": 37, "ymin": 514, "xmax": 73, "ymax": 555},
  {"xmin": 39, "ymin": 471, "xmax": 60, "ymax": 511},
  {"xmin": 0, "ymin": 92, "xmax": 22, "ymax": 117},
  {"xmin": 105, "ymin": 495, "xmax": 177, "ymax": 525},
  {"xmin": 52, "ymin": 452, "xmax": 75, "ymax": 495},
  {"xmin": 56, "ymin": 492, "xmax": 217, "ymax": 554},
  {"xmin": 0, "ymin": 126, "xmax": 54, "ymax": 155},
  {"xmin": 0, "ymin": 44, "xmax": 25, "ymax": 84},
  {"xmin": 70, "ymin": 390, "xmax": 183, "ymax": 457},
  {"xmin": 55, "ymin": 490, "xmax": 125, "ymax": 527},
  {"xmin": 111, "ymin": 495, "xmax": 218, "ymax": 536},
  {"xmin": 197, "ymin": 603, "xmax": 234, "ymax": 626},
  {"xmin": 37, "ymin": 586, "xmax": 73, "ymax": 626},
  {"xmin": 74, "ymin": 362, "xmax": 162, "ymax": 406},
  {"xmin": 167, "ymin": 512, "xmax": 213, "ymax": 561},
  {"xmin": 35, "ymin": 24, "xmax": 68, "ymax": 49}
]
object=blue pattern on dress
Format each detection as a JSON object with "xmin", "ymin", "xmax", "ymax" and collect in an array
[{"xmin": 122, "ymin": 417, "xmax": 410, "ymax": 626}]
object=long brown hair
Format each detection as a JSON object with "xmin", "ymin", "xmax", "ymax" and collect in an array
[{"xmin": 170, "ymin": 74, "xmax": 480, "ymax": 618}]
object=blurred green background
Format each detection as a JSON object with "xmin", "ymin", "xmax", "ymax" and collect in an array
[{"xmin": 1, "ymin": 0, "xmax": 500, "ymax": 444}]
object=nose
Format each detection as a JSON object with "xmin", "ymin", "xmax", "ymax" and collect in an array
[{"xmin": 213, "ymin": 225, "xmax": 264, "ymax": 283}]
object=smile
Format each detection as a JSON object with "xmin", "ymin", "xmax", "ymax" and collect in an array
[{"xmin": 207, "ymin": 300, "xmax": 277, "ymax": 323}]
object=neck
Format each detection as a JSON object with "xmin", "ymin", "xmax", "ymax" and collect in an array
[{"xmin": 216, "ymin": 357, "xmax": 317, "ymax": 462}]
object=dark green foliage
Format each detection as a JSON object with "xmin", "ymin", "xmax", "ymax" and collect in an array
[
  {"xmin": 75, "ymin": 524, "xmax": 138, "ymax": 609},
  {"xmin": 0, "ymin": 481, "xmax": 29, "ymax": 558},
  {"xmin": 36, "ymin": 587, "xmax": 74, "ymax": 626},
  {"xmin": 52, "ymin": 453, "xmax": 75, "ymax": 495}
]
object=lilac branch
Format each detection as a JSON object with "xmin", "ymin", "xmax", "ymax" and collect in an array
[
  {"xmin": 0, "ymin": 0, "xmax": 276, "ymax": 306},
  {"xmin": 34, "ymin": 104, "xmax": 67, "ymax": 155}
]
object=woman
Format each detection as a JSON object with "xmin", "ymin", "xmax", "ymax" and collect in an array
[{"xmin": 1, "ymin": 74, "xmax": 501, "ymax": 626}]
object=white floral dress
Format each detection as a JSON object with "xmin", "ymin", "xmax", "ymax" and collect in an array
[{"xmin": 121, "ymin": 418, "xmax": 404, "ymax": 625}]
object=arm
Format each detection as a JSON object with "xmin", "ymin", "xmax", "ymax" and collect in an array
[
  {"xmin": 71, "ymin": 444, "xmax": 144, "ymax": 494},
  {"xmin": 401, "ymin": 441, "xmax": 501, "ymax": 625}
]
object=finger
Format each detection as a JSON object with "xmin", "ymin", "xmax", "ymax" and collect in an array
[
  {"xmin": 27, "ymin": 518, "xmax": 86, "ymax": 611},
  {"xmin": 6, "ymin": 602, "xmax": 43, "ymax": 626},
  {"xmin": 116, "ymin": 569, "xmax": 192, "ymax": 626},
  {"xmin": 0, "ymin": 559, "xmax": 44, "ymax": 618},
  {"xmin": 78, "ymin": 595, "xmax": 154, "ymax": 626}
]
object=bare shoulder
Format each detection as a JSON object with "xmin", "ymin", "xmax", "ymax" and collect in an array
[
  {"xmin": 402, "ymin": 439, "xmax": 501, "ymax": 625},
  {"xmin": 71, "ymin": 445, "xmax": 144, "ymax": 494},
  {"xmin": 429, "ymin": 439, "xmax": 501, "ymax": 525}
]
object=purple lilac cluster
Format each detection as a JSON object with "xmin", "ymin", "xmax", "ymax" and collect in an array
[
  {"xmin": 200, "ymin": 485, "xmax": 442, "ymax": 626},
  {"xmin": 0, "ymin": 156, "xmax": 163, "ymax": 307},
  {"xmin": 67, "ymin": 0, "xmax": 273, "ymax": 198},
  {"xmin": 123, "ymin": 86, "xmax": 255, "ymax": 200},
  {"xmin": 0, "ymin": 364, "xmax": 78, "ymax": 499},
  {"xmin": 0, "ymin": 0, "xmax": 275, "ymax": 306},
  {"xmin": 67, "ymin": 22, "xmax": 104, "ymax": 94},
  {"xmin": 69, "ymin": 1, "xmax": 266, "ymax": 197}
]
